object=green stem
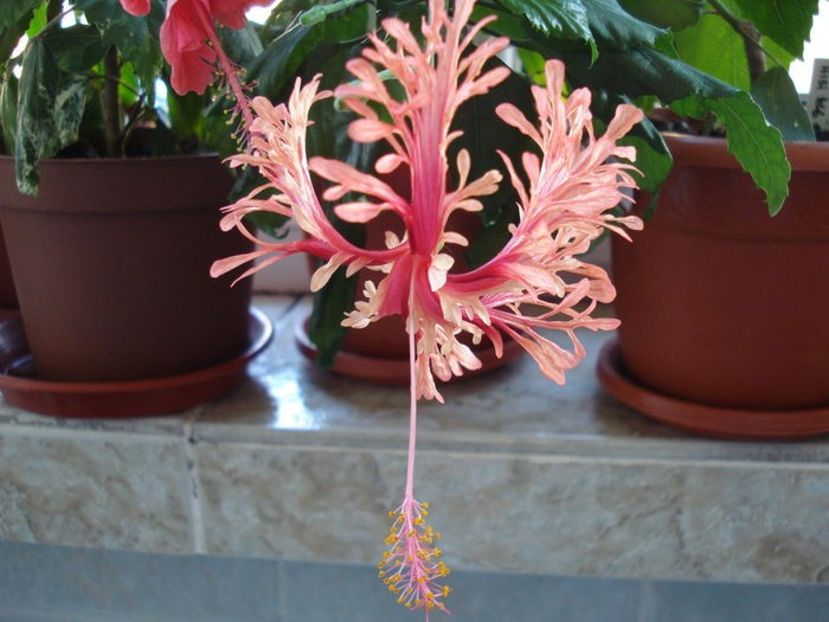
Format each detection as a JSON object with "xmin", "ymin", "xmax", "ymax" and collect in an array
[
  {"xmin": 708, "ymin": 0, "xmax": 773, "ymax": 83},
  {"xmin": 101, "ymin": 47, "xmax": 122, "ymax": 158}
]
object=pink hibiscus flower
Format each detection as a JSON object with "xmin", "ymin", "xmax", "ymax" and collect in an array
[
  {"xmin": 212, "ymin": 0, "xmax": 644, "ymax": 614},
  {"xmin": 161, "ymin": 0, "xmax": 270, "ymax": 101},
  {"xmin": 121, "ymin": 0, "xmax": 271, "ymax": 117}
]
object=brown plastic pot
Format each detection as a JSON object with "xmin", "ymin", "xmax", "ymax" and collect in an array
[
  {"xmin": 611, "ymin": 134, "xmax": 829, "ymax": 416},
  {"xmin": 0, "ymin": 155, "xmax": 252, "ymax": 382}
]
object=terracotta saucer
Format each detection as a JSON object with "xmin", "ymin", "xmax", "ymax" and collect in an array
[
  {"xmin": 295, "ymin": 312, "xmax": 524, "ymax": 386},
  {"xmin": 597, "ymin": 339, "xmax": 829, "ymax": 440},
  {"xmin": 0, "ymin": 307, "xmax": 273, "ymax": 419}
]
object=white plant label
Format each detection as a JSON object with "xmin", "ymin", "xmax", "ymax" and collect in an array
[{"xmin": 807, "ymin": 58, "xmax": 829, "ymax": 133}]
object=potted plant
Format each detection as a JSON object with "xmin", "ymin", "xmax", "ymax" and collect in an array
[
  {"xmin": 0, "ymin": 0, "xmax": 268, "ymax": 414},
  {"xmin": 588, "ymin": 1, "xmax": 828, "ymax": 438}
]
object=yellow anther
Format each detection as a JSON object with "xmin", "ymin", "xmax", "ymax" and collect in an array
[
  {"xmin": 433, "ymin": 548, "xmax": 442, "ymax": 557},
  {"xmin": 442, "ymin": 585, "xmax": 452, "ymax": 597}
]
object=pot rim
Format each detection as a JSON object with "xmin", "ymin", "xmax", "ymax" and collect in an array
[
  {"xmin": 662, "ymin": 133, "xmax": 829, "ymax": 172},
  {"xmin": 0, "ymin": 152, "xmax": 233, "ymax": 214}
]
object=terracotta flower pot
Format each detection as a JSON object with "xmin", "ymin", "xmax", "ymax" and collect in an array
[
  {"xmin": 0, "ymin": 155, "xmax": 253, "ymax": 382},
  {"xmin": 608, "ymin": 134, "xmax": 829, "ymax": 430}
]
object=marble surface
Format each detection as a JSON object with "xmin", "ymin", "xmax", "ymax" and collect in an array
[
  {"xmin": 2, "ymin": 296, "xmax": 829, "ymax": 585},
  {"xmin": 0, "ymin": 432, "xmax": 193, "ymax": 554}
]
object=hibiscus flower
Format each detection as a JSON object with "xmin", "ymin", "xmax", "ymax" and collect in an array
[{"xmin": 211, "ymin": 0, "xmax": 644, "ymax": 614}]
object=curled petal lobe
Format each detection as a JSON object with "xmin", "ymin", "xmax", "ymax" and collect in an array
[
  {"xmin": 428, "ymin": 254, "xmax": 455, "ymax": 292},
  {"xmin": 605, "ymin": 104, "xmax": 646, "ymax": 142},
  {"xmin": 310, "ymin": 253, "xmax": 348, "ymax": 292},
  {"xmin": 334, "ymin": 201, "xmax": 392, "ymax": 224},
  {"xmin": 375, "ymin": 153, "xmax": 407, "ymax": 174}
]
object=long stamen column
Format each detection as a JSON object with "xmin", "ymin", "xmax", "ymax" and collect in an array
[{"xmin": 377, "ymin": 282, "xmax": 451, "ymax": 617}]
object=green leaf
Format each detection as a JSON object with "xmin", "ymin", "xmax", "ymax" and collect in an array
[
  {"xmin": 760, "ymin": 35, "xmax": 794, "ymax": 70},
  {"xmin": 731, "ymin": 0, "xmax": 818, "ymax": 60},
  {"xmin": 1, "ymin": 11, "xmax": 34, "ymax": 66},
  {"xmin": 42, "ymin": 25, "xmax": 107, "ymax": 74},
  {"xmin": 219, "ymin": 22, "xmax": 264, "ymax": 66},
  {"xmin": 674, "ymin": 13, "xmax": 750, "ymax": 90},
  {"xmin": 77, "ymin": 0, "xmax": 164, "ymax": 91},
  {"xmin": 559, "ymin": 45, "xmax": 735, "ymax": 103},
  {"xmin": 619, "ymin": 0, "xmax": 703, "ymax": 30},
  {"xmin": 470, "ymin": 4, "xmax": 534, "ymax": 42},
  {"xmin": 518, "ymin": 48, "xmax": 548, "ymax": 84},
  {"xmin": 0, "ymin": 71, "xmax": 18, "ymax": 155},
  {"xmin": 251, "ymin": 2, "xmax": 373, "ymax": 99},
  {"xmin": 494, "ymin": 0, "xmax": 596, "ymax": 59},
  {"xmin": 118, "ymin": 61, "xmax": 139, "ymax": 107},
  {"xmin": 750, "ymin": 66, "xmax": 815, "ymax": 142},
  {"xmin": 25, "ymin": 2, "xmax": 49, "ymax": 37},
  {"xmin": 308, "ymin": 256, "xmax": 361, "ymax": 368},
  {"xmin": 299, "ymin": 0, "xmax": 366, "ymax": 26},
  {"xmin": 14, "ymin": 38, "xmax": 87, "ymax": 194},
  {"xmin": 708, "ymin": 92, "xmax": 790, "ymax": 215},
  {"xmin": 167, "ymin": 90, "xmax": 206, "ymax": 141},
  {"xmin": 581, "ymin": 0, "xmax": 666, "ymax": 50},
  {"xmin": 0, "ymin": 0, "xmax": 41, "ymax": 31},
  {"xmin": 250, "ymin": 24, "xmax": 317, "ymax": 99}
]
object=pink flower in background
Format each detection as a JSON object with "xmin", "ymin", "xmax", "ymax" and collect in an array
[
  {"xmin": 212, "ymin": 0, "xmax": 643, "ymax": 615},
  {"xmin": 119, "ymin": 0, "xmax": 150, "ymax": 16},
  {"xmin": 160, "ymin": 0, "xmax": 269, "ymax": 98},
  {"xmin": 121, "ymin": 0, "xmax": 271, "ymax": 122},
  {"xmin": 160, "ymin": 0, "xmax": 219, "ymax": 95}
]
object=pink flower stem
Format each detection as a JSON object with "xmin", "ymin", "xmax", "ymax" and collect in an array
[
  {"xmin": 405, "ymin": 276, "xmax": 418, "ymax": 501},
  {"xmin": 199, "ymin": 11, "xmax": 255, "ymax": 131}
]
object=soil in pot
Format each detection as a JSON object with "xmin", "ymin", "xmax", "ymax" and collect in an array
[
  {"xmin": 611, "ymin": 134, "xmax": 829, "ymax": 415},
  {"xmin": 0, "ymin": 155, "xmax": 253, "ymax": 383}
]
